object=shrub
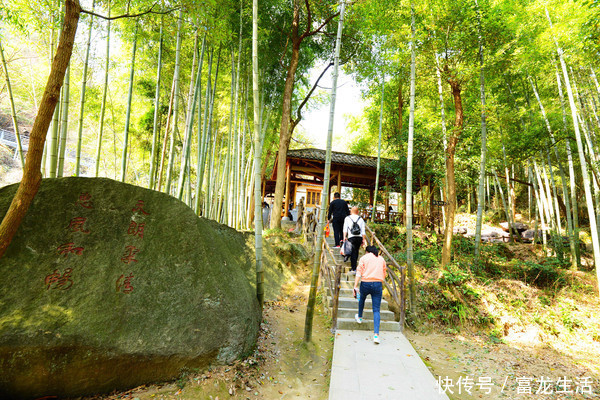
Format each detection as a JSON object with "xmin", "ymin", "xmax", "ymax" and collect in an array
[{"xmin": 517, "ymin": 261, "xmax": 566, "ymax": 289}]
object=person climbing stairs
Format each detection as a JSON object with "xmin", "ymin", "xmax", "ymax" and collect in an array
[{"xmin": 325, "ymin": 235, "xmax": 400, "ymax": 333}]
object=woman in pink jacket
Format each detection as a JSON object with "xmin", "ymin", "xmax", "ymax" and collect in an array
[{"xmin": 353, "ymin": 245, "xmax": 387, "ymax": 344}]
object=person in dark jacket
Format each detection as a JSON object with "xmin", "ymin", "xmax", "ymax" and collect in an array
[{"xmin": 327, "ymin": 192, "xmax": 350, "ymax": 247}]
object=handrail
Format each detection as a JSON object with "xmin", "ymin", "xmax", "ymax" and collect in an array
[
  {"xmin": 365, "ymin": 224, "xmax": 406, "ymax": 331},
  {"xmin": 301, "ymin": 210, "xmax": 342, "ymax": 333},
  {"xmin": 303, "ymin": 214, "xmax": 405, "ymax": 332},
  {"xmin": 321, "ymin": 236, "xmax": 342, "ymax": 332}
]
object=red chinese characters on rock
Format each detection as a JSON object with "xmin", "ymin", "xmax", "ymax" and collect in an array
[
  {"xmin": 131, "ymin": 200, "xmax": 150, "ymax": 215},
  {"xmin": 57, "ymin": 242, "xmax": 84, "ymax": 257},
  {"xmin": 45, "ymin": 268, "xmax": 73, "ymax": 290},
  {"xmin": 116, "ymin": 273, "xmax": 134, "ymax": 293},
  {"xmin": 77, "ymin": 192, "xmax": 93, "ymax": 209},
  {"xmin": 120, "ymin": 245, "xmax": 139, "ymax": 264},
  {"xmin": 127, "ymin": 221, "xmax": 145, "ymax": 238},
  {"xmin": 67, "ymin": 217, "xmax": 90, "ymax": 233}
]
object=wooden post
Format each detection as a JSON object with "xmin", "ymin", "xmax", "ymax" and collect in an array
[
  {"xmin": 292, "ymin": 182, "xmax": 297, "ymax": 208},
  {"xmin": 336, "ymin": 169, "xmax": 342, "ymax": 194},
  {"xmin": 384, "ymin": 180, "xmax": 390, "ymax": 220},
  {"xmin": 369, "ymin": 188, "xmax": 374, "ymax": 205},
  {"xmin": 283, "ymin": 160, "xmax": 291, "ymax": 218}
]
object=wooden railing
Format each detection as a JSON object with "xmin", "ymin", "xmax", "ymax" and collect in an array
[
  {"xmin": 319, "ymin": 237, "xmax": 343, "ymax": 332},
  {"xmin": 302, "ymin": 211, "xmax": 405, "ymax": 332},
  {"xmin": 301, "ymin": 208, "xmax": 343, "ymax": 332},
  {"xmin": 359, "ymin": 209, "xmax": 403, "ymax": 224},
  {"xmin": 365, "ymin": 224, "xmax": 406, "ymax": 331}
]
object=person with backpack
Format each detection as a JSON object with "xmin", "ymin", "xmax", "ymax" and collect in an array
[
  {"xmin": 353, "ymin": 245, "xmax": 387, "ymax": 344},
  {"xmin": 343, "ymin": 206, "xmax": 367, "ymax": 273},
  {"xmin": 327, "ymin": 192, "xmax": 350, "ymax": 247}
]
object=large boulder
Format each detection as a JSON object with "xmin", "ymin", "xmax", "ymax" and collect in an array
[
  {"xmin": 500, "ymin": 222, "xmax": 529, "ymax": 233},
  {"xmin": 0, "ymin": 178, "xmax": 264, "ymax": 399}
]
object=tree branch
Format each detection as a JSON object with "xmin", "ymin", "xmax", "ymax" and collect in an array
[
  {"xmin": 279, "ymin": 36, "xmax": 290, "ymax": 69},
  {"xmin": 301, "ymin": 10, "xmax": 340, "ymax": 39},
  {"xmin": 493, "ymin": 174, "xmax": 533, "ymax": 187},
  {"xmin": 303, "ymin": 0, "xmax": 313, "ymax": 37},
  {"xmin": 81, "ymin": 2, "xmax": 179, "ymax": 21},
  {"xmin": 291, "ymin": 62, "xmax": 333, "ymax": 130}
]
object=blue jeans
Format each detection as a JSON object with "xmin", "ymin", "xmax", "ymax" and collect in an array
[{"xmin": 358, "ymin": 281, "xmax": 383, "ymax": 334}]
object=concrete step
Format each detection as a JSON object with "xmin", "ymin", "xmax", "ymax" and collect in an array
[
  {"xmin": 326, "ymin": 287, "xmax": 355, "ymax": 297},
  {"xmin": 336, "ymin": 307, "xmax": 396, "ymax": 321},
  {"xmin": 336, "ymin": 318, "xmax": 401, "ymax": 332},
  {"xmin": 340, "ymin": 281, "xmax": 356, "ymax": 289},
  {"xmin": 329, "ymin": 297, "xmax": 389, "ymax": 311}
]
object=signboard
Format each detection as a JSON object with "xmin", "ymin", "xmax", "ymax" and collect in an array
[{"xmin": 433, "ymin": 200, "xmax": 447, "ymax": 206}]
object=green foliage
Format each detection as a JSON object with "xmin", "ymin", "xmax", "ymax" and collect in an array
[
  {"xmin": 515, "ymin": 260, "xmax": 566, "ymax": 289},
  {"xmin": 438, "ymin": 266, "xmax": 470, "ymax": 287}
]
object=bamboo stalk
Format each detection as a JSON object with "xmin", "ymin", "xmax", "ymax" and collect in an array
[
  {"xmin": 0, "ymin": 40, "xmax": 25, "ymax": 168},
  {"xmin": 74, "ymin": 0, "xmax": 95, "ymax": 176},
  {"xmin": 94, "ymin": 4, "xmax": 110, "ymax": 177},
  {"xmin": 149, "ymin": 17, "xmax": 164, "ymax": 189},
  {"xmin": 120, "ymin": 23, "xmax": 138, "ymax": 183},
  {"xmin": 304, "ymin": 0, "xmax": 346, "ymax": 341},
  {"xmin": 56, "ymin": 64, "xmax": 70, "ymax": 177},
  {"xmin": 165, "ymin": 10, "xmax": 184, "ymax": 194}
]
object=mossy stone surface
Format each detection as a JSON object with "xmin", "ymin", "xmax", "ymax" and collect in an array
[{"xmin": 0, "ymin": 178, "xmax": 263, "ymax": 399}]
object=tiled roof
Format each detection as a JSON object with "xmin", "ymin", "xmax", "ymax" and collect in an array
[{"xmin": 287, "ymin": 148, "xmax": 393, "ymax": 169}]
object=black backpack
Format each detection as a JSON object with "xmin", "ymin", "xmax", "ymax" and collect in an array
[{"xmin": 349, "ymin": 216, "xmax": 362, "ymax": 236}]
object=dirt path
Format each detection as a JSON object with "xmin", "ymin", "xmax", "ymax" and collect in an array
[
  {"xmin": 407, "ymin": 330, "xmax": 600, "ymax": 399},
  {"xmin": 83, "ymin": 268, "xmax": 333, "ymax": 400}
]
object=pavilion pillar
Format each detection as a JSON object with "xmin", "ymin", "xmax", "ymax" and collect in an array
[
  {"xmin": 292, "ymin": 183, "xmax": 298, "ymax": 208},
  {"xmin": 336, "ymin": 170, "xmax": 342, "ymax": 194},
  {"xmin": 283, "ymin": 160, "xmax": 291, "ymax": 218},
  {"xmin": 369, "ymin": 188, "xmax": 374, "ymax": 205}
]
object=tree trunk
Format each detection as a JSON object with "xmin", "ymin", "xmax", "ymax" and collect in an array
[
  {"xmin": 56, "ymin": 64, "xmax": 70, "ymax": 177},
  {"xmin": 372, "ymin": 75, "xmax": 385, "ymax": 221},
  {"xmin": 304, "ymin": 0, "xmax": 345, "ymax": 341},
  {"xmin": 441, "ymin": 78, "xmax": 463, "ymax": 267},
  {"xmin": 405, "ymin": 0, "xmax": 417, "ymax": 315},
  {"xmin": 232, "ymin": 6, "xmax": 243, "ymax": 229},
  {"xmin": 530, "ymin": 162, "xmax": 548, "ymax": 249},
  {"xmin": 195, "ymin": 43, "xmax": 212, "ymax": 214},
  {"xmin": 556, "ymin": 65, "xmax": 581, "ymax": 270},
  {"xmin": 555, "ymin": 44, "xmax": 600, "ymax": 277},
  {"xmin": 149, "ymin": 17, "xmax": 164, "ymax": 189},
  {"xmin": 120, "ymin": 24, "xmax": 138, "ymax": 182},
  {"xmin": 474, "ymin": 2, "xmax": 487, "ymax": 258},
  {"xmin": 165, "ymin": 10, "xmax": 184, "ymax": 195},
  {"xmin": 177, "ymin": 34, "xmax": 203, "ymax": 200},
  {"xmin": 272, "ymin": 2, "xmax": 302, "ymax": 229},
  {"xmin": 157, "ymin": 77, "xmax": 176, "ymax": 191},
  {"xmin": 0, "ymin": 39, "xmax": 25, "ymax": 168},
  {"xmin": 252, "ymin": 0, "xmax": 264, "ymax": 308},
  {"xmin": 94, "ymin": 4, "xmax": 110, "ymax": 177},
  {"xmin": 434, "ymin": 54, "xmax": 447, "ymax": 220},
  {"xmin": 398, "ymin": 79, "xmax": 404, "ymax": 137},
  {"xmin": 0, "ymin": 0, "xmax": 81, "ymax": 258},
  {"xmin": 74, "ymin": 0, "xmax": 94, "ymax": 176}
]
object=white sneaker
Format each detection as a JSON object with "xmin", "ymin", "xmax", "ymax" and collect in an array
[
  {"xmin": 349, "ymin": 270, "xmax": 356, "ymax": 275},
  {"xmin": 355, "ymin": 314, "xmax": 362, "ymax": 324},
  {"xmin": 373, "ymin": 334, "xmax": 380, "ymax": 344}
]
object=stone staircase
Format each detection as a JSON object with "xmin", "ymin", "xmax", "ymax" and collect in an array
[{"xmin": 324, "ymin": 236, "xmax": 400, "ymax": 332}]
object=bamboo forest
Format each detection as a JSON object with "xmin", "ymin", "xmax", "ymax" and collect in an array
[{"xmin": 1, "ymin": 0, "xmax": 600, "ymax": 398}]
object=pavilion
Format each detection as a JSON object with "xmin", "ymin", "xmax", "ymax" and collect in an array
[{"xmin": 264, "ymin": 148, "xmax": 438, "ymax": 225}]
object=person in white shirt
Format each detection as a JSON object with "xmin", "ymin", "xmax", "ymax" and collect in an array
[{"xmin": 343, "ymin": 206, "xmax": 367, "ymax": 273}]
